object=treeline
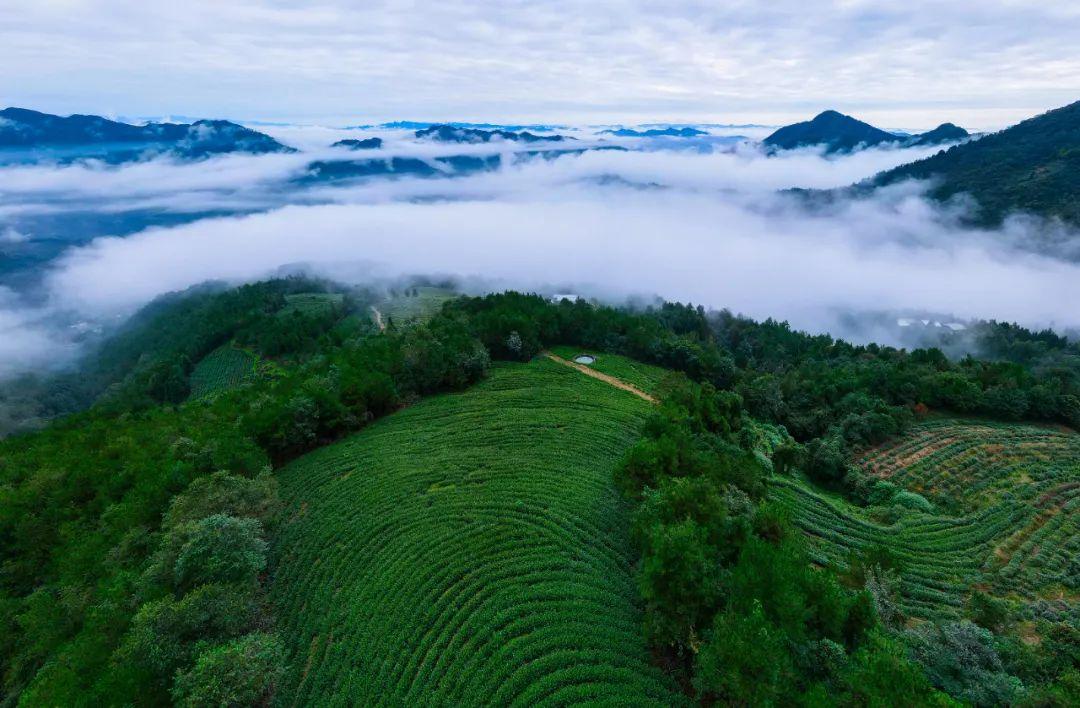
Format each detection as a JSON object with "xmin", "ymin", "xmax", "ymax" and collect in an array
[{"xmin": 712, "ymin": 311, "xmax": 1080, "ymax": 502}]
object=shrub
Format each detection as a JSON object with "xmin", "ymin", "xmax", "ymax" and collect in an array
[
  {"xmin": 163, "ymin": 471, "xmax": 279, "ymax": 530},
  {"xmin": 172, "ymin": 632, "xmax": 285, "ymax": 707},
  {"xmin": 838, "ymin": 631, "xmax": 941, "ymax": 706},
  {"xmin": 172, "ymin": 515, "xmax": 268, "ymax": 593},
  {"xmin": 694, "ymin": 602, "xmax": 790, "ymax": 704},
  {"xmin": 967, "ymin": 591, "xmax": 1010, "ymax": 634},
  {"xmin": 122, "ymin": 583, "xmax": 258, "ymax": 684},
  {"xmin": 908, "ymin": 620, "xmax": 1024, "ymax": 706},
  {"xmin": 894, "ymin": 490, "xmax": 934, "ymax": 513}
]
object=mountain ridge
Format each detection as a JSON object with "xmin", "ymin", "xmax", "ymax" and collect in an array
[
  {"xmin": 764, "ymin": 110, "xmax": 968, "ymax": 153},
  {"xmin": 0, "ymin": 107, "xmax": 293, "ymax": 161},
  {"xmin": 868, "ymin": 100, "xmax": 1080, "ymax": 225}
]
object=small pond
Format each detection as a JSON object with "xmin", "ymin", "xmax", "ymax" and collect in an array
[{"xmin": 573, "ymin": 355, "xmax": 596, "ymax": 365}]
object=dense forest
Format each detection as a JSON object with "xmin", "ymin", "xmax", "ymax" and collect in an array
[
  {"xmin": 871, "ymin": 100, "xmax": 1080, "ymax": 227},
  {"xmin": 1, "ymin": 280, "xmax": 1077, "ymax": 705}
]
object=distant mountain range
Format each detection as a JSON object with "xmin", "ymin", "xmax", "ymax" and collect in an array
[
  {"xmin": 763, "ymin": 110, "xmax": 969, "ymax": 153},
  {"xmin": 0, "ymin": 107, "xmax": 292, "ymax": 162},
  {"xmin": 331, "ymin": 137, "xmax": 383, "ymax": 150},
  {"xmin": 868, "ymin": 99, "xmax": 1080, "ymax": 226},
  {"xmin": 413, "ymin": 125, "xmax": 569, "ymax": 144},
  {"xmin": 352, "ymin": 121, "xmax": 567, "ymax": 132},
  {"xmin": 599, "ymin": 127, "xmax": 708, "ymax": 138},
  {"xmin": 301, "ymin": 145, "xmax": 626, "ymax": 184}
]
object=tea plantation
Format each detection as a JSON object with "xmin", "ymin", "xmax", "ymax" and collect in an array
[
  {"xmin": 772, "ymin": 420, "xmax": 1080, "ymax": 626},
  {"xmin": 269, "ymin": 356, "xmax": 682, "ymax": 705},
  {"xmin": 188, "ymin": 344, "xmax": 260, "ymax": 398}
]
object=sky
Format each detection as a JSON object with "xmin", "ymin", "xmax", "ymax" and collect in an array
[{"xmin": 3, "ymin": 1, "xmax": 1080, "ymax": 130}]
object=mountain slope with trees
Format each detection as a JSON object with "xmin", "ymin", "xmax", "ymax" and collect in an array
[{"xmin": 871, "ymin": 100, "xmax": 1080, "ymax": 226}]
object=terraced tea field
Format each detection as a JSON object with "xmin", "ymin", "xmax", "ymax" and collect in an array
[
  {"xmin": 270, "ymin": 356, "xmax": 681, "ymax": 705},
  {"xmin": 772, "ymin": 420, "xmax": 1080, "ymax": 624},
  {"xmin": 379, "ymin": 286, "xmax": 457, "ymax": 326},
  {"xmin": 281, "ymin": 292, "xmax": 345, "ymax": 317},
  {"xmin": 188, "ymin": 344, "xmax": 260, "ymax": 398}
]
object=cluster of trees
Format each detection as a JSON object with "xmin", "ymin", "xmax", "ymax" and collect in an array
[
  {"xmin": 710, "ymin": 311, "xmax": 1080, "ymax": 499},
  {"xmin": 107, "ymin": 473, "xmax": 284, "ymax": 706},
  {"xmin": 614, "ymin": 380, "xmax": 945, "ymax": 704}
]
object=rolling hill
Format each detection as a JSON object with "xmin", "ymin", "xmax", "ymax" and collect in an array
[
  {"xmin": 270, "ymin": 356, "xmax": 681, "ymax": 704},
  {"xmin": 871, "ymin": 99, "xmax": 1080, "ymax": 226},
  {"xmin": 331, "ymin": 137, "xmax": 383, "ymax": 150},
  {"xmin": 600, "ymin": 127, "xmax": 708, "ymax": 138},
  {"xmin": 763, "ymin": 110, "xmax": 900, "ymax": 153}
]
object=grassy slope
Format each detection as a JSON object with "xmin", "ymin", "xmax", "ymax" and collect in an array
[
  {"xmin": 270, "ymin": 356, "xmax": 680, "ymax": 705},
  {"xmin": 771, "ymin": 419, "xmax": 1080, "ymax": 624}
]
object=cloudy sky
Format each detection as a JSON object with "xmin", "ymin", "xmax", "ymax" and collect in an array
[{"xmin": 3, "ymin": 0, "xmax": 1079, "ymax": 130}]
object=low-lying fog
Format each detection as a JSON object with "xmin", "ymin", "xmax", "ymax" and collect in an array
[{"xmin": 0, "ymin": 125, "xmax": 1077, "ymax": 378}]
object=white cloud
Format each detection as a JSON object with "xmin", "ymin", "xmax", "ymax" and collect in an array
[
  {"xmin": 0, "ymin": 227, "xmax": 30, "ymax": 243},
  {"xmin": 0, "ymin": 137, "xmax": 1074, "ymax": 380},
  {"xmin": 40, "ymin": 160, "xmax": 1080, "ymax": 333}
]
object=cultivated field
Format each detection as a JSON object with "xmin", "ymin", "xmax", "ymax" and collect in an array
[
  {"xmin": 379, "ymin": 286, "xmax": 457, "ymax": 326},
  {"xmin": 772, "ymin": 420, "xmax": 1080, "ymax": 625},
  {"xmin": 270, "ymin": 356, "xmax": 681, "ymax": 705},
  {"xmin": 188, "ymin": 345, "xmax": 260, "ymax": 398},
  {"xmin": 281, "ymin": 292, "xmax": 346, "ymax": 317}
]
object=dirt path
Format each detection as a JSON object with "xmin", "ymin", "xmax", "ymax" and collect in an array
[
  {"xmin": 542, "ymin": 351, "xmax": 657, "ymax": 404},
  {"xmin": 370, "ymin": 306, "xmax": 386, "ymax": 332}
]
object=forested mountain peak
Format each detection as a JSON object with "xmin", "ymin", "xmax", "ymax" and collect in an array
[{"xmin": 763, "ymin": 110, "xmax": 899, "ymax": 153}]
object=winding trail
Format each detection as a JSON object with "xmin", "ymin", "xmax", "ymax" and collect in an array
[
  {"xmin": 370, "ymin": 305, "xmax": 386, "ymax": 332},
  {"xmin": 542, "ymin": 351, "xmax": 658, "ymax": 404}
]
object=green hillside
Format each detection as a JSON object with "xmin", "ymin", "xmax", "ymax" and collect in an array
[
  {"xmin": 3, "ymin": 285, "xmax": 1078, "ymax": 705},
  {"xmin": 270, "ymin": 356, "xmax": 681, "ymax": 705},
  {"xmin": 872, "ymin": 99, "xmax": 1080, "ymax": 225},
  {"xmin": 773, "ymin": 420, "xmax": 1080, "ymax": 624}
]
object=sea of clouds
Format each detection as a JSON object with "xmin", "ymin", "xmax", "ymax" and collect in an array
[{"xmin": 0, "ymin": 126, "xmax": 1077, "ymax": 378}]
